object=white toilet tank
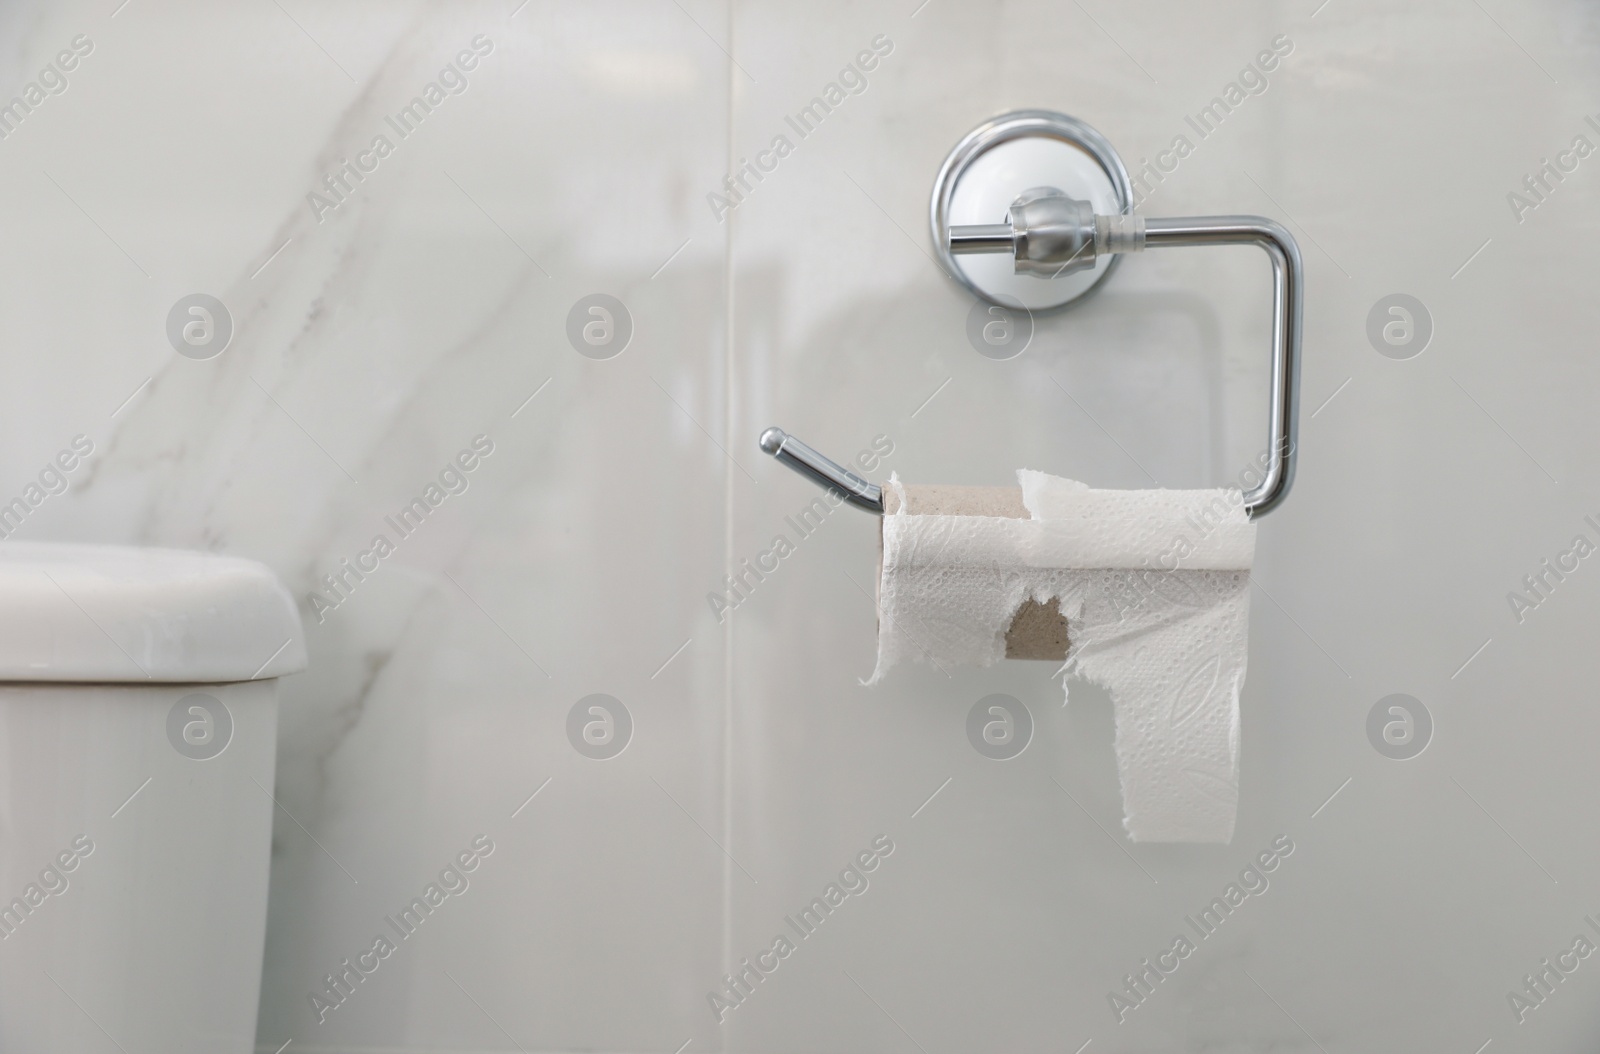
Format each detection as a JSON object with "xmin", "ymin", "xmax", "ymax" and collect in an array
[{"xmin": 0, "ymin": 542, "xmax": 306, "ymax": 1053}]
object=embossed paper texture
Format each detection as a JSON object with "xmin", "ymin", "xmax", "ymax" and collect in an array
[{"xmin": 872, "ymin": 470, "xmax": 1255, "ymax": 842}]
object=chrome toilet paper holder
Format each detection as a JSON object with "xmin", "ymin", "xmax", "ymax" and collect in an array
[{"xmin": 760, "ymin": 110, "xmax": 1303, "ymax": 518}]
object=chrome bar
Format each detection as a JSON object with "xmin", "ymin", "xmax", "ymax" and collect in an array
[
  {"xmin": 766, "ymin": 203, "xmax": 1302, "ymax": 518},
  {"xmin": 949, "ymin": 224, "xmax": 1015, "ymax": 255},
  {"xmin": 758, "ymin": 428, "xmax": 884, "ymax": 513},
  {"xmin": 1143, "ymin": 216, "xmax": 1302, "ymax": 517},
  {"xmin": 935, "ymin": 204, "xmax": 1302, "ymax": 518}
]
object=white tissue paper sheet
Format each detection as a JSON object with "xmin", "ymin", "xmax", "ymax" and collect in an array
[{"xmin": 869, "ymin": 470, "xmax": 1256, "ymax": 843}]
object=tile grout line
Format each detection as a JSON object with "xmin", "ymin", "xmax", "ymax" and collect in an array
[{"xmin": 720, "ymin": 0, "xmax": 737, "ymax": 988}]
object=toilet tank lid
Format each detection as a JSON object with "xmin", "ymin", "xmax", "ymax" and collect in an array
[{"xmin": 0, "ymin": 542, "xmax": 308, "ymax": 683}]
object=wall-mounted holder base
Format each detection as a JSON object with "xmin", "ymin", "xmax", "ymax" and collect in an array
[{"xmin": 930, "ymin": 110, "xmax": 1134, "ymax": 312}]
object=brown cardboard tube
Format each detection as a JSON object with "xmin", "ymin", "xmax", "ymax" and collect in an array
[{"xmin": 881, "ymin": 485, "xmax": 1069, "ymax": 661}]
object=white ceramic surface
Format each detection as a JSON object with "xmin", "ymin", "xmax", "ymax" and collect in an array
[
  {"xmin": 0, "ymin": 542, "xmax": 305, "ymax": 680},
  {"xmin": 0, "ymin": 540, "xmax": 304, "ymax": 1051},
  {"xmin": 0, "ymin": 679, "xmax": 280, "ymax": 1054},
  {"xmin": 1, "ymin": 0, "xmax": 1598, "ymax": 1051}
]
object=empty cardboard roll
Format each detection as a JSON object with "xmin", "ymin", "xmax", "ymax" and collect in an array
[{"xmin": 880, "ymin": 484, "xmax": 1069, "ymax": 660}]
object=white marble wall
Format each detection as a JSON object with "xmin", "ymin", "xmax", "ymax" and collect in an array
[{"xmin": 4, "ymin": 0, "xmax": 1600, "ymax": 1050}]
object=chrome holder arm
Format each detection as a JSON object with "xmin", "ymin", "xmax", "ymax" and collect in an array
[
  {"xmin": 942, "ymin": 199, "xmax": 1301, "ymax": 517},
  {"xmin": 1140, "ymin": 215, "xmax": 1302, "ymax": 517},
  {"xmin": 761, "ymin": 195, "xmax": 1302, "ymax": 519},
  {"xmin": 758, "ymin": 428, "xmax": 884, "ymax": 513}
]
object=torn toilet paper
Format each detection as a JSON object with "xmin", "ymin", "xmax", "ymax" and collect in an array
[{"xmin": 869, "ymin": 470, "xmax": 1256, "ymax": 843}]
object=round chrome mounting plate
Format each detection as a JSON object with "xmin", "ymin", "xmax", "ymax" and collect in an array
[{"xmin": 930, "ymin": 110, "xmax": 1134, "ymax": 312}]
